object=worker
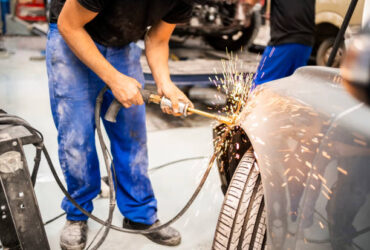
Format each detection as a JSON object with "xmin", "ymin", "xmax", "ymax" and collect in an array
[
  {"xmin": 247, "ymin": 0, "xmax": 315, "ymax": 85},
  {"xmin": 46, "ymin": 0, "xmax": 204, "ymax": 249}
]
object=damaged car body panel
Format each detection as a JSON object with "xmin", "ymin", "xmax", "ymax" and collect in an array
[
  {"xmin": 240, "ymin": 66, "xmax": 370, "ymax": 249},
  {"xmin": 213, "ymin": 124, "xmax": 251, "ymax": 194},
  {"xmin": 220, "ymin": 66, "xmax": 370, "ymax": 249}
]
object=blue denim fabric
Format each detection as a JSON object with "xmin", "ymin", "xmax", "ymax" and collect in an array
[
  {"xmin": 254, "ymin": 43, "xmax": 312, "ymax": 86},
  {"xmin": 46, "ymin": 23, "xmax": 157, "ymax": 224}
]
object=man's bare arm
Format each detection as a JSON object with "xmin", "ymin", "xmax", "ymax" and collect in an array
[
  {"xmin": 145, "ymin": 20, "xmax": 193, "ymax": 115},
  {"xmin": 58, "ymin": 0, "xmax": 143, "ymax": 107}
]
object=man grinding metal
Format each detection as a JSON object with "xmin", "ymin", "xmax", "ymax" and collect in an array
[{"xmin": 46, "ymin": 0, "xmax": 204, "ymax": 249}]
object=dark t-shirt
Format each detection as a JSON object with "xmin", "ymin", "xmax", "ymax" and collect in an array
[
  {"xmin": 269, "ymin": 0, "xmax": 315, "ymax": 47},
  {"xmin": 49, "ymin": 0, "xmax": 193, "ymax": 47}
]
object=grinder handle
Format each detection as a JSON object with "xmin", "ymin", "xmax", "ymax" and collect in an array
[
  {"xmin": 104, "ymin": 89, "xmax": 152, "ymax": 123},
  {"xmin": 160, "ymin": 97, "xmax": 189, "ymax": 117}
]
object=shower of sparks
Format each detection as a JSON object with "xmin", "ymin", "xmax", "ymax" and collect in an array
[
  {"xmin": 211, "ymin": 51, "xmax": 254, "ymax": 125},
  {"xmin": 322, "ymin": 190, "xmax": 331, "ymax": 200},
  {"xmin": 283, "ymin": 168, "xmax": 291, "ymax": 176},
  {"xmin": 318, "ymin": 174, "xmax": 327, "ymax": 184},
  {"xmin": 322, "ymin": 183, "xmax": 332, "ymax": 194},
  {"xmin": 297, "ymin": 169, "xmax": 305, "ymax": 177},
  {"xmin": 322, "ymin": 151, "xmax": 331, "ymax": 159},
  {"xmin": 211, "ymin": 51, "xmax": 256, "ymax": 171},
  {"xmin": 353, "ymin": 138, "xmax": 367, "ymax": 147},
  {"xmin": 305, "ymin": 161, "xmax": 312, "ymax": 169},
  {"xmin": 337, "ymin": 166, "xmax": 348, "ymax": 175}
]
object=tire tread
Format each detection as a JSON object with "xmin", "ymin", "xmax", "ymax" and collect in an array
[{"xmin": 212, "ymin": 149, "xmax": 266, "ymax": 250}]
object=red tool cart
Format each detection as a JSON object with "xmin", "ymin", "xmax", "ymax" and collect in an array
[{"xmin": 15, "ymin": 0, "xmax": 46, "ymax": 22}]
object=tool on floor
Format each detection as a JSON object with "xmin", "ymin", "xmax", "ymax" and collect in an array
[{"xmin": 105, "ymin": 89, "xmax": 235, "ymax": 126}]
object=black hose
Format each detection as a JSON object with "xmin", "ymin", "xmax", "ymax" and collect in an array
[
  {"xmin": 42, "ymin": 128, "xmax": 225, "ymax": 234},
  {"xmin": 1, "ymin": 109, "xmax": 223, "ymax": 234},
  {"xmin": 1, "ymin": 91, "xmax": 229, "ymax": 247},
  {"xmin": 31, "ymin": 145, "xmax": 43, "ymax": 186},
  {"xmin": 148, "ymin": 156, "xmax": 208, "ymax": 172},
  {"xmin": 42, "ymin": 156, "xmax": 208, "ymax": 226},
  {"xmin": 44, "ymin": 212, "xmax": 66, "ymax": 226},
  {"xmin": 90, "ymin": 86, "xmax": 115, "ymax": 250},
  {"xmin": 0, "ymin": 117, "xmax": 44, "ymax": 141},
  {"xmin": 89, "ymin": 86, "xmax": 228, "ymax": 233}
]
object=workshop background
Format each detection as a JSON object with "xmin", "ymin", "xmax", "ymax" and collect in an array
[
  {"xmin": 0, "ymin": 1, "xmax": 264, "ymax": 249},
  {"xmin": 0, "ymin": 0, "xmax": 367, "ymax": 249}
]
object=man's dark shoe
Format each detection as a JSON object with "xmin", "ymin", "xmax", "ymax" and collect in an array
[
  {"xmin": 123, "ymin": 218, "xmax": 181, "ymax": 246},
  {"xmin": 60, "ymin": 220, "xmax": 88, "ymax": 250}
]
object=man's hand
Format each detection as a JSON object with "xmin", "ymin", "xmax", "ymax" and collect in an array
[
  {"xmin": 157, "ymin": 82, "xmax": 193, "ymax": 116},
  {"xmin": 145, "ymin": 20, "xmax": 194, "ymax": 116},
  {"xmin": 108, "ymin": 72, "xmax": 144, "ymax": 108},
  {"xmin": 58, "ymin": 0, "xmax": 144, "ymax": 109}
]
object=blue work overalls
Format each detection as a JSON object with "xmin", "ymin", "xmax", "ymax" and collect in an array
[
  {"xmin": 254, "ymin": 43, "xmax": 313, "ymax": 86},
  {"xmin": 46, "ymin": 23, "xmax": 157, "ymax": 225}
]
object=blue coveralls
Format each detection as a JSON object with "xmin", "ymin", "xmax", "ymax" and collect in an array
[
  {"xmin": 46, "ymin": 23, "xmax": 157, "ymax": 225},
  {"xmin": 254, "ymin": 43, "xmax": 312, "ymax": 86}
]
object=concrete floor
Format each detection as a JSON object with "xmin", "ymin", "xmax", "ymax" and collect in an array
[{"xmin": 0, "ymin": 36, "xmax": 256, "ymax": 249}]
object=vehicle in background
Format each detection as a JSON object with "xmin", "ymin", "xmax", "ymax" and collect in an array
[
  {"xmin": 172, "ymin": 0, "xmax": 262, "ymax": 51},
  {"xmin": 314, "ymin": 0, "xmax": 365, "ymax": 67},
  {"xmin": 211, "ymin": 24, "xmax": 370, "ymax": 249},
  {"xmin": 248, "ymin": 0, "xmax": 365, "ymax": 68}
]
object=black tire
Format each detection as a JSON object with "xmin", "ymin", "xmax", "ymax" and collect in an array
[
  {"xmin": 213, "ymin": 149, "xmax": 266, "ymax": 250},
  {"xmin": 316, "ymin": 37, "xmax": 345, "ymax": 68},
  {"xmin": 205, "ymin": 11, "xmax": 261, "ymax": 52}
]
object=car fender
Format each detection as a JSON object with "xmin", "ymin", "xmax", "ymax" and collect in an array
[{"xmin": 237, "ymin": 66, "xmax": 370, "ymax": 248}]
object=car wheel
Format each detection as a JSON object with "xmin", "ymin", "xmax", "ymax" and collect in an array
[
  {"xmin": 205, "ymin": 11, "xmax": 261, "ymax": 52},
  {"xmin": 213, "ymin": 148, "xmax": 266, "ymax": 250},
  {"xmin": 316, "ymin": 37, "xmax": 345, "ymax": 67}
]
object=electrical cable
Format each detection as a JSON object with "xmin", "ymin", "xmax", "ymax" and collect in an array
[
  {"xmin": 43, "ymin": 156, "xmax": 208, "ymax": 226},
  {"xmin": 43, "ymin": 142, "xmax": 221, "ymax": 231},
  {"xmin": 86, "ymin": 224, "xmax": 105, "ymax": 250},
  {"xmin": 44, "ymin": 212, "xmax": 66, "ymax": 226},
  {"xmin": 148, "ymin": 156, "xmax": 208, "ymax": 172},
  {"xmin": 41, "ymin": 127, "xmax": 225, "ymax": 234}
]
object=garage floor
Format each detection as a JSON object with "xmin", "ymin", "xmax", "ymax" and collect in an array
[{"xmin": 0, "ymin": 36, "xmax": 262, "ymax": 249}]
